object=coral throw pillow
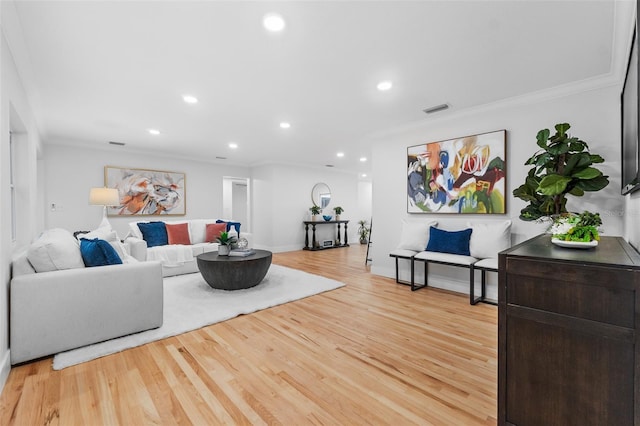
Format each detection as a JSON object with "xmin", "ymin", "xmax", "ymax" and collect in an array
[
  {"xmin": 166, "ymin": 223, "xmax": 191, "ymax": 245},
  {"xmin": 205, "ymin": 223, "xmax": 227, "ymax": 243}
]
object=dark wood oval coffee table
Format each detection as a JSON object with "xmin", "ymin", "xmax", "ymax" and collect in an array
[{"xmin": 196, "ymin": 249, "xmax": 272, "ymax": 290}]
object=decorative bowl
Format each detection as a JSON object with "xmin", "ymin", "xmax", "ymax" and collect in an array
[{"xmin": 323, "ymin": 215, "xmax": 332, "ymax": 221}]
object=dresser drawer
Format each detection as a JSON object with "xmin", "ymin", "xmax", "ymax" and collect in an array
[{"xmin": 506, "ymin": 258, "xmax": 635, "ymax": 328}]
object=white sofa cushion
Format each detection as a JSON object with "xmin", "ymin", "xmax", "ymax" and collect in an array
[
  {"xmin": 27, "ymin": 228, "xmax": 85, "ymax": 273},
  {"xmin": 128, "ymin": 221, "xmax": 145, "ymax": 240},
  {"xmin": 189, "ymin": 219, "xmax": 210, "ymax": 244},
  {"xmin": 414, "ymin": 250, "xmax": 477, "ymax": 266},
  {"xmin": 467, "ymin": 220, "xmax": 512, "ymax": 259},
  {"xmin": 474, "ymin": 258, "xmax": 498, "ymax": 269},
  {"xmin": 77, "ymin": 227, "xmax": 127, "ymax": 260},
  {"xmin": 147, "ymin": 244, "xmax": 193, "ymax": 267},
  {"xmin": 396, "ymin": 220, "xmax": 437, "ymax": 252},
  {"xmin": 389, "ymin": 249, "xmax": 418, "ymax": 258}
]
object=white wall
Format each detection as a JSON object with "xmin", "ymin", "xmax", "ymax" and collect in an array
[
  {"xmin": 370, "ymin": 84, "xmax": 623, "ymax": 298},
  {"xmin": 625, "ymin": 190, "xmax": 640, "ymax": 250},
  {"xmin": 0, "ymin": 29, "xmax": 43, "ymax": 390},
  {"xmin": 251, "ymin": 163, "xmax": 360, "ymax": 252},
  {"xmin": 43, "ymin": 144, "xmax": 251, "ymax": 239},
  {"xmin": 43, "ymin": 145, "xmax": 364, "ymax": 253}
]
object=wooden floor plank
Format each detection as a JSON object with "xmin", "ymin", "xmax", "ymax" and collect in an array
[{"xmin": 0, "ymin": 245, "xmax": 498, "ymax": 424}]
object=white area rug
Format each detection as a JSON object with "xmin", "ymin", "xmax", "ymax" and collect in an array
[{"xmin": 53, "ymin": 264, "xmax": 344, "ymax": 370}]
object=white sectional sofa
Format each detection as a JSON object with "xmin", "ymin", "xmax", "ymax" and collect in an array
[
  {"xmin": 125, "ymin": 219, "xmax": 252, "ymax": 277},
  {"xmin": 10, "ymin": 228, "xmax": 163, "ymax": 365}
]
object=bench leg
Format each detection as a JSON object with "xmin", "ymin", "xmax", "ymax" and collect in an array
[
  {"xmin": 471, "ymin": 268, "xmax": 498, "ymax": 306},
  {"xmin": 470, "ymin": 265, "xmax": 478, "ymax": 305},
  {"xmin": 411, "ymin": 259, "xmax": 428, "ymax": 291},
  {"xmin": 391, "ymin": 256, "xmax": 414, "ymax": 286}
]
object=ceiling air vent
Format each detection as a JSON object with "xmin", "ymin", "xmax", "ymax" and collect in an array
[
  {"xmin": 216, "ymin": 156, "xmax": 227, "ymax": 160},
  {"xmin": 423, "ymin": 103, "xmax": 450, "ymax": 114},
  {"xmin": 108, "ymin": 141, "xmax": 126, "ymax": 146}
]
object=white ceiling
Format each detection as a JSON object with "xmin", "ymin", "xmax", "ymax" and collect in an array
[{"xmin": 4, "ymin": 1, "xmax": 628, "ymax": 177}]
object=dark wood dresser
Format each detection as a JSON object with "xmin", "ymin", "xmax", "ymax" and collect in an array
[{"xmin": 498, "ymin": 234, "xmax": 640, "ymax": 426}]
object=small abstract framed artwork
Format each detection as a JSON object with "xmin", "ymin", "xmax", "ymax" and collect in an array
[
  {"xmin": 407, "ymin": 130, "xmax": 506, "ymax": 214},
  {"xmin": 105, "ymin": 166, "xmax": 186, "ymax": 216}
]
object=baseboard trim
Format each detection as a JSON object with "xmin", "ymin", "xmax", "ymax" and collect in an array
[
  {"xmin": 371, "ymin": 264, "xmax": 498, "ymax": 300},
  {"xmin": 0, "ymin": 349, "xmax": 11, "ymax": 396}
]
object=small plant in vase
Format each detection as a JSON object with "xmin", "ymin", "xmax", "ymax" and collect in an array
[
  {"xmin": 550, "ymin": 211, "xmax": 602, "ymax": 244},
  {"xmin": 333, "ymin": 206, "xmax": 344, "ymax": 220},
  {"xmin": 309, "ymin": 206, "xmax": 321, "ymax": 221},
  {"xmin": 216, "ymin": 231, "xmax": 237, "ymax": 256},
  {"xmin": 357, "ymin": 219, "xmax": 370, "ymax": 244}
]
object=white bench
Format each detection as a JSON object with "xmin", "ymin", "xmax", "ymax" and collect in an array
[{"xmin": 390, "ymin": 220, "xmax": 511, "ymax": 305}]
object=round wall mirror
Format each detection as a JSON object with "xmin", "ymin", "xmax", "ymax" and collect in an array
[{"xmin": 311, "ymin": 183, "xmax": 331, "ymax": 209}]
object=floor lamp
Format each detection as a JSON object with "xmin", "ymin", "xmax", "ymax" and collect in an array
[{"xmin": 89, "ymin": 187, "xmax": 120, "ymax": 229}]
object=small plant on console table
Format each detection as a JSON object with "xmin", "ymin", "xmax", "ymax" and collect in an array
[
  {"xmin": 333, "ymin": 206, "xmax": 344, "ymax": 220},
  {"xmin": 216, "ymin": 231, "xmax": 237, "ymax": 256},
  {"xmin": 357, "ymin": 219, "xmax": 370, "ymax": 244},
  {"xmin": 309, "ymin": 205, "xmax": 321, "ymax": 221}
]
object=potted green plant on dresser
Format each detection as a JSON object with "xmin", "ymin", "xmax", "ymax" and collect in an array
[{"xmin": 512, "ymin": 122, "xmax": 609, "ymax": 221}]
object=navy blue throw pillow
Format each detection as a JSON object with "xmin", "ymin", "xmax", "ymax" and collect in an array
[
  {"xmin": 138, "ymin": 221, "xmax": 168, "ymax": 247},
  {"xmin": 216, "ymin": 220, "xmax": 241, "ymax": 235},
  {"xmin": 426, "ymin": 227, "xmax": 473, "ymax": 256},
  {"xmin": 80, "ymin": 238, "xmax": 123, "ymax": 267}
]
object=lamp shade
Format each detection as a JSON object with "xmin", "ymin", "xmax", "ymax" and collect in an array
[{"xmin": 89, "ymin": 187, "xmax": 120, "ymax": 206}]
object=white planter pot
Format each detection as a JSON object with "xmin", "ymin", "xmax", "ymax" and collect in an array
[{"xmin": 218, "ymin": 245, "xmax": 230, "ymax": 256}]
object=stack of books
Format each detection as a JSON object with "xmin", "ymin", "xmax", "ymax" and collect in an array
[{"xmin": 229, "ymin": 248, "xmax": 255, "ymax": 257}]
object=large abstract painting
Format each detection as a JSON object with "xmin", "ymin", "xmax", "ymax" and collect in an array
[
  {"xmin": 105, "ymin": 166, "xmax": 186, "ymax": 216},
  {"xmin": 407, "ymin": 130, "xmax": 506, "ymax": 214}
]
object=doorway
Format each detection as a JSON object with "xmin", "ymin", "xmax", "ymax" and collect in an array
[{"xmin": 222, "ymin": 177, "xmax": 250, "ymax": 232}]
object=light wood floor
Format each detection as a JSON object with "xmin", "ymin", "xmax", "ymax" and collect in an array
[{"xmin": 0, "ymin": 245, "xmax": 497, "ymax": 425}]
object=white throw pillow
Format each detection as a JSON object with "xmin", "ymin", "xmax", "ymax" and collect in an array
[
  {"xmin": 188, "ymin": 219, "xmax": 209, "ymax": 244},
  {"xmin": 128, "ymin": 221, "xmax": 146, "ymax": 240},
  {"xmin": 468, "ymin": 220, "xmax": 512, "ymax": 259},
  {"xmin": 27, "ymin": 228, "xmax": 85, "ymax": 272},
  {"xmin": 396, "ymin": 220, "xmax": 437, "ymax": 252},
  {"xmin": 77, "ymin": 228, "xmax": 127, "ymax": 260}
]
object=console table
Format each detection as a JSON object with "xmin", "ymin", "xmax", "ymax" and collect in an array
[
  {"xmin": 303, "ymin": 220, "xmax": 349, "ymax": 250},
  {"xmin": 498, "ymin": 234, "xmax": 640, "ymax": 425}
]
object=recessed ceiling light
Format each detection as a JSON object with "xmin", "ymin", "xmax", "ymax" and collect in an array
[
  {"xmin": 337, "ymin": 152, "xmax": 345, "ymax": 158},
  {"xmin": 280, "ymin": 122, "xmax": 291, "ymax": 129},
  {"xmin": 263, "ymin": 13, "xmax": 286, "ymax": 32},
  {"xmin": 361, "ymin": 173, "xmax": 367, "ymax": 178},
  {"xmin": 228, "ymin": 142, "xmax": 238, "ymax": 149},
  {"xmin": 377, "ymin": 80, "xmax": 393, "ymax": 91},
  {"xmin": 360, "ymin": 157, "xmax": 367, "ymax": 162},
  {"xmin": 148, "ymin": 129, "xmax": 160, "ymax": 135},
  {"xmin": 183, "ymin": 95, "xmax": 198, "ymax": 104}
]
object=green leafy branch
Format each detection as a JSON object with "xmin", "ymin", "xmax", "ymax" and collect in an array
[{"xmin": 513, "ymin": 123, "xmax": 609, "ymax": 221}]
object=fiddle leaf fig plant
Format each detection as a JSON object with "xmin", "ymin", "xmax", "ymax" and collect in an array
[{"xmin": 513, "ymin": 123, "xmax": 609, "ymax": 221}]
